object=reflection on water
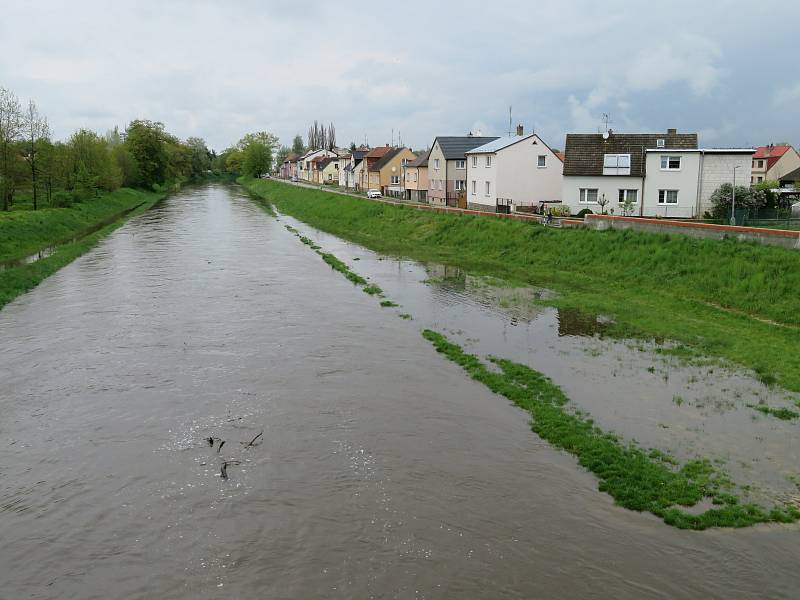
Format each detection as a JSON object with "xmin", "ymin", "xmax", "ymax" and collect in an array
[
  {"xmin": 2, "ymin": 184, "xmax": 800, "ymax": 599},
  {"xmin": 557, "ymin": 307, "xmax": 612, "ymax": 337}
]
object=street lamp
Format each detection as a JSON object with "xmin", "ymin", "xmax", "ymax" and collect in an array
[{"xmin": 730, "ymin": 165, "xmax": 741, "ymax": 226}]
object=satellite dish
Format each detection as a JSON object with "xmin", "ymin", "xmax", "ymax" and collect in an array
[{"xmin": 602, "ymin": 131, "xmax": 610, "ymax": 140}]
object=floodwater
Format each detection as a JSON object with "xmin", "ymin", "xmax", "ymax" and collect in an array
[{"xmin": 1, "ymin": 183, "xmax": 799, "ymax": 599}]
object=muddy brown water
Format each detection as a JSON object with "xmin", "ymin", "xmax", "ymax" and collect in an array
[{"xmin": 1, "ymin": 183, "xmax": 799, "ymax": 599}]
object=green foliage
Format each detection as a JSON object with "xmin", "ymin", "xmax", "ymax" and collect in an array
[
  {"xmin": 241, "ymin": 179, "xmax": 800, "ymax": 393},
  {"xmin": 709, "ymin": 183, "xmax": 764, "ymax": 218},
  {"xmin": 241, "ymin": 141, "xmax": 272, "ymax": 177},
  {"xmin": 50, "ymin": 190, "xmax": 73, "ymax": 208},
  {"xmin": 124, "ymin": 120, "xmax": 168, "ymax": 187},
  {"xmin": 576, "ymin": 208, "xmax": 594, "ymax": 218},
  {"xmin": 422, "ymin": 330, "xmax": 800, "ymax": 529},
  {"xmin": 291, "ymin": 135, "xmax": 305, "ymax": 155}
]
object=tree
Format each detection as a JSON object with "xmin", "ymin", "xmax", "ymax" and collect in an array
[
  {"xmin": 0, "ymin": 87, "xmax": 23, "ymax": 210},
  {"xmin": 186, "ymin": 137, "xmax": 211, "ymax": 179},
  {"xmin": 291, "ymin": 135, "xmax": 305, "ymax": 155},
  {"xmin": 242, "ymin": 142, "xmax": 272, "ymax": 177},
  {"xmin": 67, "ymin": 129, "xmax": 121, "ymax": 195},
  {"xmin": 596, "ymin": 193, "xmax": 609, "ymax": 214},
  {"xmin": 23, "ymin": 99, "xmax": 50, "ymax": 210},
  {"xmin": 236, "ymin": 131, "xmax": 279, "ymax": 152},
  {"xmin": 275, "ymin": 145, "xmax": 290, "ymax": 167},
  {"xmin": 709, "ymin": 183, "xmax": 764, "ymax": 219},
  {"xmin": 124, "ymin": 120, "xmax": 168, "ymax": 187}
]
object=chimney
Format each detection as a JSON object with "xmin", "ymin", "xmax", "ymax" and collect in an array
[
  {"xmin": 667, "ymin": 128, "xmax": 677, "ymax": 135},
  {"xmin": 516, "ymin": 124, "xmax": 524, "ymax": 136}
]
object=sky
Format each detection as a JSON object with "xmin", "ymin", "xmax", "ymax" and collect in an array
[{"xmin": 1, "ymin": 0, "xmax": 798, "ymax": 153}]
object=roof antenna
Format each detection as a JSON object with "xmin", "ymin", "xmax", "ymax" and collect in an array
[
  {"xmin": 600, "ymin": 113, "xmax": 612, "ymax": 134},
  {"xmin": 508, "ymin": 105, "xmax": 513, "ymax": 137}
]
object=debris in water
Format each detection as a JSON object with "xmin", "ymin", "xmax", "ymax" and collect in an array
[
  {"xmin": 245, "ymin": 431, "xmax": 264, "ymax": 447},
  {"xmin": 217, "ymin": 440, "xmax": 225, "ymax": 453}
]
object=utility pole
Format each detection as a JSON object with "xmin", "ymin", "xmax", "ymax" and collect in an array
[{"xmin": 731, "ymin": 165, "xmax": 741, "ymax": 226}]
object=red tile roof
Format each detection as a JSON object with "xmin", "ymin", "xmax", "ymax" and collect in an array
[
  {"xmin": 365, "ymin": 146, "xmax": 392, "ymax": 159},
  {"xmin": 754, "ymin": 144, "xmax": 793, "ymax": 171}
]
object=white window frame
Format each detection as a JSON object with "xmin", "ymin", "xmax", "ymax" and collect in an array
[
  {"xmin": 471, "ymin": 180, "xmax": 476, "ymax": 195},
  {"xmin": 472, "ymin": 155, "xmax": 478, "ymax": 167},
  {"xmin": 658, "ymin": 189, "xmax": 679, "ymax": 204},
  {"xmin": 485, "ymin": 181, "xmax": 491, "ymax": 196},
  {"xmin": 434, "ymin": 158, "xmax": 440, "ymax": 170},
  {"xmin": 390, "ymin": 175, "xmax": 400, "ymax": 185},
  {"xmin": 485, "ymin": 155, "xmax": 492, "ymax": 167},
  {"xmin": 618, "ymin": 189, "xmax": 638, "ymax": 203},
  {"xmin": 656, "ymin": 138, "xmax": 665, "ymax": 148},
  {"xmin": 660, "ymin": 155, "xmax": 682, "ymax": 171},
  {"xmin": 602, "ymin": 154, "xmax": 631, "ymax": 175},
  {"xmin": 537, "ymin": 155, "xmax": 547, "ymax": 168},
  {"xmin": 454, "ymin": 179, "xmax": 465, "ymax": 191},
  {"xmin": 455, "ymin": 159, "xmax": 466, "ymax": 170},
  {"xmin": 579, "ymin": 188, "xmax": 599, "ymax": 203}
]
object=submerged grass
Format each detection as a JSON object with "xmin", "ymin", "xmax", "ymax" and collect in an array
[
  {"xmin": 423, "ymin": 329, "xmax": 800, "ymax": 530},
  {"xmin": 750, "ymin": 404, "xmax": 800, "ymax": 420},
  {"xmin": 0, "ymin": 188, "xmax": 165, "ymax": 310},
  {"xmin": 241, "ymin": 178, "xmax": 800, "ymax": 393},
  {"xmin": 380, "ymin": 300, "xmax": 399, "ymax": 307}
]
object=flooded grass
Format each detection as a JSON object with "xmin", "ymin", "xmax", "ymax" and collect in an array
[
  {"xmin": 422, "ymin": 329, "xmax": 800, "ymax": 530},
  {"xmin": 750, "ymin": 405, "xmax": 800, "ymax": 420},
  {"xmin": 241, "ymin": 178, "xmax": 800, "ymax": 393},
  {"xmin": 380, "ymin": 300, "xmax": 399, "ymax": 307}
]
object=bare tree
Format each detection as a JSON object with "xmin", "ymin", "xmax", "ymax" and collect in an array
[
  {"xmin": 327, "ymin": 122, "xmax": 336, "ymax": 151},
  {"xmin": 0, "ymin": 87, "xmax": 24, "ymax": 211},
  {"xmin": 24, "ymin": 99, "xmax": 50, "ymax": 210}
]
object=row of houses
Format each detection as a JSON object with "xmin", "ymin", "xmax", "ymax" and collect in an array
[{"xmin": 279, "ymin": 127, "xmax": 800, "ymax": 219}]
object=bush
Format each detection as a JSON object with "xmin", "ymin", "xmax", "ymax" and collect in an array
[
  {"xmin": 576, "ymin": 208, "xmax": 594, "ymax": 218},
  {"xmin": 709, "ymin": 183, "xmax": 765, "ymax": 219},
  {"xmin": 549, "ymin": 204, "xmax": 572, "ymax": 217},
  {"xmin": 50, "ymin": 191, "xmax": 74, "ymax": 208}
]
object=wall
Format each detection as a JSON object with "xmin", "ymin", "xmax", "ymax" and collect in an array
[
  {"xmin": 643, "ymin": 152, "xmax": 701, "ymax": 218},
  {"xmin": 698, "ymin": 153, "xmax": 753, "ymax": 216},
  {"xmin": 466, "ymin": 151, "xmax": 498, "ymax": 209},
  {"xmin": 769, "ymin": 150, "xmax": 800, "ymax": 181},
  {"xmin": 561, "ymin": 175, "xmax": 643, "ymax": 215},
  {"xmin": 585, "ymin": 214, "xmax": 800, "ymax": 250},
  {"xmin": 427, "ymin": 141, "xmax": 447, "ymax": 204}
]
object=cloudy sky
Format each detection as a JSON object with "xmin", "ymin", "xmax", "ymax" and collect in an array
[{"xmin": 1, "ymin": 0, "xmax": 798, "ymax": 152}]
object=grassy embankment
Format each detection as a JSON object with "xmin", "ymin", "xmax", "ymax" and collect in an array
[
  {"xmin": 241, "ymin": 177, "xmax": 800, "ymax": 395},
  {"xmin": 0, "ymin": 187, "xmax": 165, "ymax": 309},
  {"xmin": 423, "ymin": 330, "xmax": 799, "ymax": 529}
]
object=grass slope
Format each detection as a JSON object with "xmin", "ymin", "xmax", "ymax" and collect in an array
[
  {"xmin": 423, "ymin": 329, "xmax": 799, "ymax": 529},
  {"xmin": 241, "ymin": 178, "xmax": 800, "ymax": 392},
  {"xmin": 0, "ymin": 188, "xmax": 164, "ymax": 309}
]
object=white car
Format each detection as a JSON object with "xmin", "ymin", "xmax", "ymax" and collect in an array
[
  {"xmin": 290, "ymin": 176, "xmax": 298, "ymax": 182},
  {"xmin": 367, "ymin": 189, "xmax": 382, "ymax": 199}
]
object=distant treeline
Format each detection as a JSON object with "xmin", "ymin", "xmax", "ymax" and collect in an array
[{"xmin": 0, "ymin": 85, "xmax": 278, "ymax": 211}]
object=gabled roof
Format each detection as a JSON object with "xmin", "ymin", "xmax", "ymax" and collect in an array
[
  {"xmin": 779, "ymin": 166, "xmax": 800, "ymax": 182},
  {"xmin": 407, "ymin": 151, "xmax": 429, "ymax": 168},
  {"xmin": 316, "ymin": 157, "xmax": 337, "ymax": 170},
  {"xmin": 555, "ymin": 152, "xmax": 566, "ymax": 163},
  {"xmin": 433, "ymin": 136, "xmax": 500, "ymax": 159},
  {"xmin": 563, "ymin": 131, "xmax": 698, "ymax": 177},
  {"xmin": 369, "ymin": 147, "xmax": 414, "ymax": 172},
  {"xmin": 366, "ymin": 146, "xmax": 393, "ymax": 159},
  {"xmin": 352, "ymin": 149, "xmax": 369, "ymax": 160},
  {"xmin": 284, "ymin": 153, "xmax": 300, "ymax": 163},
  {"xmin": 465, "ymin": 133, "xmax": 541, "ymax": 154},
  {"xmin": 754, "ymin": 144, "xmax": 795, "ymax": 171}
]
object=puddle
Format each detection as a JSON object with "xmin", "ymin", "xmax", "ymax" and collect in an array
[{"xmin": 277, "ymin": 210, "xmax": 800, "ymax": 506}]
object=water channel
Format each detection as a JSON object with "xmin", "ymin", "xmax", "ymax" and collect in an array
[{"xmin": 1, "ymin": 183, "xmax": 798, "ymax": 599}]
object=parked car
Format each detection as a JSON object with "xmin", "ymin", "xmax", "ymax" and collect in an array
[
  {"xmin": 367, "ymin": 189, "xmax": 382, "ymax": 199},
  {"xmin": 291, "ymin": 176, "xmax": 298, "ymax": 182},
  {"xmin": 259, "ymin": 173, "xmax": 271, "ymax": 179}
]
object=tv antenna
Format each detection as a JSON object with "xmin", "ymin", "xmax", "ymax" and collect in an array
[
  {"xmin": 508, "ymin": 105, "xmax": 513, "ymax": 137},
  {"xmin": 600, "ymin": 113, "xmax": 613, "ymax": 134}
]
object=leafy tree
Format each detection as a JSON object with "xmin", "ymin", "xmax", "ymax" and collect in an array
[
  {"xmin": 275, "ymin": 145, "xmax": 290, "ymax": 167},
  {"xmin": 0, "ymin": 86, "xmax": 23, "ymax": 210},
  {"xmin": 23, "ymin": 99, "xmax": 50, "ymax": 210},
  {"xmin": 709, "ymin": 183, "xmax": 765, "ymax": 219},
  {"xmin": 111, "ymin": 144, "xmax": 141, "ymax": 187},
  {"xmin": 242, "ymin": 141, "xmax": 271, "ymax": 177},
  {"xmin": 124, "ymin": 120, "xmax": 168, "ymax": 187},
  {"xmin": 225, "ymin": 148, "xmax": 244, "ymax": 174},
  {"xmin": 186, "ymin": 136, "xmax": 211, "ymax": 179},
  {"xmin": 67, "ymin": 129, "xmax": 121, "ymax": 193},
  {"xmin": 291, "ymin": 135, "xmax": 305, "ymax": 155},
  {"xmin": 237, "ymin": 131, "xmax": 279, "ymax": 152}
]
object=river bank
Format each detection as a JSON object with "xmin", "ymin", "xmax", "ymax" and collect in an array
[
  {"xmin": 241, "ymin": 177, "xmax": 800, "ymax": 394},
  {"xmin": 0, "ymin": 187, "xmax": 165, "ymax": 309}
]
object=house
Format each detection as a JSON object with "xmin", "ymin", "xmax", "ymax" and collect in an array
[
  {"xmin": 358, "ymin": 145, "xmax": 394, "ymax": 190},
  {"xmin": 298, "ymin": 148, "xmax": 337, "ymax": 182},
  {"xmin": 403, "ymin": 152, "xmax": 429, "ymax": 202},
  {"xmin": 751, "ymin": 144, "xmax": 800, "ymax": 184},
  {"xmin": 280, "ymin": 154, "xmax": 299, "ymax": 179},
  {"xmin": 341, "ymin": 148, "xmax": 369, "ymax": 189},
  {"xmin": 365, "ymin": 147, "xmax": 417, "ymax": 196},
  {"xmin": 427, "ymin": 135, "xmax": 499, "ymax": 207},
  {"xmin": 315, "ymin": 156, "xmax": 340, "ymax": 184},
  {"xmin": 779, "ymin": 166, "xmax": 800, "ymax": 189},
  {"xmin": 464, "ymin": 126, "xmax": 562, "ymax": 213}
]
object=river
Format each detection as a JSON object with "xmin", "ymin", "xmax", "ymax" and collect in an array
[{"xmin": 1, "ymin": 183, "xmax": 798, "ymax": 599}]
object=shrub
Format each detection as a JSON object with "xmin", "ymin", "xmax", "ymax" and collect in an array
[
  {"xmin": 576, "ymin": 208, "xmax": 594, "ymax": 218},
  {"xmin": 50, "ymin": 191, "xmax": 74, "ymax": 208}
]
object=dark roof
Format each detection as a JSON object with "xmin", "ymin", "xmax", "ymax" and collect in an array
[
  {"xmin": 563, "ymin": 132, "xmax": 698, "ymax": 177},
  {"xmin": 433, "ymin": 136, "xmax": 500, "ymax": 160},
  {"xmin": 407, "ymin": 152, "xmax": 429, "ymax": 168},
  {"xmin": 352, "ymin": 149, "xmax": 368, "ymax": 160},
  {"xmin": 316, "ymin": 157, "xmax": 336, "ymax": 170},
  {"xmin": 369, "ymin": 147, "xmax": 414, "ymax": 172},
  {"xmin": 780, "ymin": 166, "xmax": 800, "ymax": 182},
  {"xmin": 284, "ymin": 153, "xmax": 300, "ymax": 163}
]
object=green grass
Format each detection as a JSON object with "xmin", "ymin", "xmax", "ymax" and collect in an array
[
  {"xmin": 241, "ymin": 178, "xmax": 800, "ymax": 393},
  {"xmin": 423, "ymin": 329, "xmax": 799, "ymax": 529},
  {"xmin": 380, "ymin": 300, "xmax": 399, "ymax": 307},
  {"xmin": 0, "ymin": 188, "xmax": 164, "ymax": 309},
  {"xmin": 750, "ymin": 404, "xmax": 800, "ymax": 420}
]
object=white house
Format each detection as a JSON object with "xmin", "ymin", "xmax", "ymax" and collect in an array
[
  {"xmin": 464, "ymin": 127, "xmax": 563, "ymax": 213},
  {"xmin": 297, "ymin": 148, "xmax": 337, "ymax": 182},
  {"xmin": 562, "ymin": 129, "xmax": 753, "ymax": 218}
]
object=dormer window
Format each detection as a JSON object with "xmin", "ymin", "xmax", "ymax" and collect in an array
[
  {"xmin": 603, "ymin": 153, "xmax": 631, "ymax": 175},
  {"xmin": 657, "ymin": 139, "xmax": 665, "ymax": 148}
]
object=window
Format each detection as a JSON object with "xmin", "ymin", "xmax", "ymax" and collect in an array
[
  {"xmin": 455, "ymin": 159, "xmax": 466, "ymax": 169},
  {"xmin": 485, "ymin": 155, "xmax": 492, "ymax": 167},
  {"xmin": 579, "ymin": 188, "xmax": 599, "ymax": 203},
  {"xmin": 472, "ymin": 156, "xmax": 478, "ymax": 167},
  {"xmin": 660, "ymin": 155, "xmax": 681, "ymax": 170},
  {"xmin": 603, "ymin": 154, "xmax": 631, "ymax": 175},
  {"xmin": 618, "ymin": 189, "xmax": 638, "ymax": 203},
  {"xmin": 434, "ymin": 158, "xmax": 440, "ymax": 170},
  {"xmin": 328, "ymin": 174, "xmax": 332, "ymax": 181},
  {"xmin": 658, "ymin": 189, "xmax": 678, "ymax": 204},
  {"xmin": 485, "ymin": 181, "xmax": 491, "ymax": 196},
  {"xmin": 390, "ymin": 175, "xmax": 400, "ymax": 185},
  {"xmin": 537, "ymin": 155, "xmax": 547, "ymax": 168},
  {"xmin": 756, "ymin": 159, "xmax": 764, "ymax": 169},
  {"xmin": 656, "ymin": 138, "xmax": 665, "ymax": 148},
  {"xmin": 471, "ymin": 180, "xmax": 476, "ymax": 195},
  {"xmin": 757, "ymin": 176, "xmax": 763, "ymax": 183},
  {"xmin": 455, "ymin": 180, "xmax": 465, "ymax": 191}
]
